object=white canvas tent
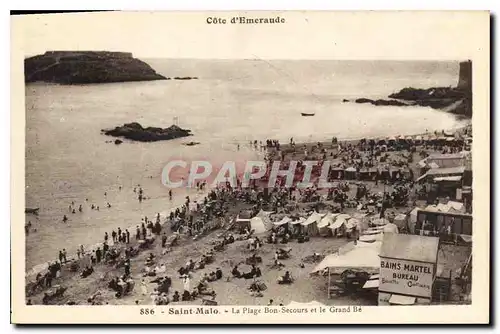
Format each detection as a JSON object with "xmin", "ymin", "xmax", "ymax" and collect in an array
[
  {"xmin": 301, "ymin": 212, "xmax": 323, "ymax": 236},
  {"xmin": 289, "ymin": 218, "xmax": 303, "ymax": 226},
  {"xmin": 372, "ymin": 218, "xmax": 390, "ymax": 226},
  {"xmin": 382, "ymin": 223, "xmax": 399, "ymax": 234},
  {"xmin": 393, "ymin": 213, "xmax": 407, "ymax": 230},
  {"xmin": 318, "ymin": 213, "xmax": 336, "ymax": 228},
  {"xmin": 318, "ymin": 213, "xmax": 335, "ymax": 236},
  {"xmin": 346, "ymin": 218, "xmax": 362, "ymax": 230},
  {"xmin": 273, "ymin": 216, "xmax": 292, "ymax": 227},
  {"xmin": 250, "ymin": 217, "xmax": 270, "ymax": 234},
  {"xmin": 359, "ymin": 233, "xmax": 383, "ymax": 242},
  {"xmin": 311, "ymin": 241, "xmax": 382, "ymax": 274}
]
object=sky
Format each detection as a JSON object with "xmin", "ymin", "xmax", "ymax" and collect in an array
[{"xmin": 12, "ymin": 11, "xmax": 487, "ymax": 60}]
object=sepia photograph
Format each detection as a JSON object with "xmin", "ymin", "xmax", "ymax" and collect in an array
[{"xmin": 11, "ymin": 11, "xmax": 490, "ymax": 324}]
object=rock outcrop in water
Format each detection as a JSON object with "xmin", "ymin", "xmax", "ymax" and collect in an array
[
  {"xmin": 103, "ymin": 122, "xmax": 192, "ymax": 142},
  {"xmin": 24, "ymin": 51, "xmax": 166, "ymax": 84},
  {"xmin": 353, "ymin": 60, "xmax": 472, "ymax": 118},
  {"xmin": 355, "ymin": 98, "xmax": 409, "ymax": 107}
]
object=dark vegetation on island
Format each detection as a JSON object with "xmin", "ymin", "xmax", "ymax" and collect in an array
[
  {"xmin": 102, "ymin": 122, "xmax": 192, "ymax": 142},
  {"xmin": 24, "ymin": 51, "xmax": 199, "ymax": 84},
  {"xmin": 348, "ymin": 61, "xmax": 472, "ymax": 118}
]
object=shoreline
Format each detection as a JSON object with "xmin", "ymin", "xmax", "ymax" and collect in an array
[
  {"xmin": 24, "ymin": 123, "xmax": 470, "ymax": 278},
  {"xmin": 26, "ymin": 147, "xmax": 265, "ymax": 278},
  {"xmin": 24, "ymin": 128, "xmax": 471, "ymax": 306}
]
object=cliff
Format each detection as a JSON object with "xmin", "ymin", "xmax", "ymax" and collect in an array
[
  {"xmin": 102, "ymin": 122, "xmax": 192, "ymax": 142},
  {"xmin": 24, "ymin": 51, "xmax": 166, "ymax": 84},
  {"xmin": 353, "ymin": 60, "xmax": 472, "ymax": 118}
]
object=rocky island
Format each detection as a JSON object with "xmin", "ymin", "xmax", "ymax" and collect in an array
[
  {"xmin": 24, "ymin": 51, "xmax": 166, "ymax": 84},
  {"xmin": 102, "ymin": 122, "xmax": 192, "ymax": 142},
  {"xmin": 352, "ymin": 61, "xmax": 472, "ymax": 118}
]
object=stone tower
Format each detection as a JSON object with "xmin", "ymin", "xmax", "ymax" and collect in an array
[{"xmin": 457, "ymin": 60, "xmax": 472, "ymax": 92}]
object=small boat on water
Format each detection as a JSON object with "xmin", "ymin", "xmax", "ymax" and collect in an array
[
  {"xmin": 183, "ymin": 141, "xmax": 200, "ymax": 146},
  {"xmin": 25, "ymin": 208, "xmax": 39, "ymax": 215},
  {"xmin": 301, "ymin": 112, "xmax": 315, "ymax": 117}
]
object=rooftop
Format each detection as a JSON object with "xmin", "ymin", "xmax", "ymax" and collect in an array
[{"xmin": 380, "ymin": 234, "xmax": 440, "ymax": 263}]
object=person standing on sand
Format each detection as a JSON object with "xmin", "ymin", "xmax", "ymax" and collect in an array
[
  {"xmin": 136, "ymin": 226, "xmax": 140, "ymax": 240},
  {"xmin": 117, "ymin": 227, "xmax": 122, "ymax": 241},
  {"xmin": 104, "ymin": 232, "xmax": 108, "ymax": 243},
  {"xmin": 141, "ymin": 279, "xmax": 148, "ymax": 296},
  {"xmin": 126, "ymin": 229, "xmax": 130, "ymax": 243},
  {"xmin": 77, "ymin": 248, "xmax": 81, "ymax": 259},
  {"xmin": 111, "ymin": 230, "xmax": 117, "ymax": 243},
  {"xmin": 182, "ymin": 274, "xmax": 190, "ymax": 292},
  {"xmin": 96, "ymin": 247, "xmax": 102, "ymax": 263},
  {"xmin": 162, "ymin": 233, "xmax": 167, "ymax": 248},
  {"xmin": 169, "ymin": 190, "xmax": 173, "ymax": 201},
  {"xmin": 62, "ymin": 249, "xmax": 67, "ymax": 263},
  {"xmin": 80, "ymin": 245, "xmax": 85, "ymax": 255},
  {"xmin": 58, "ymin": 250, "xmax": 64, "ymax": 264},
  {"xmin": 124, "ymin": 259, "xmax": 131, "ymax": 277}
]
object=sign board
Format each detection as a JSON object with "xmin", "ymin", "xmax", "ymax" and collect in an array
[{"xmin": 379, "ymin": 257, "xmax": 435, "ymax": 298}]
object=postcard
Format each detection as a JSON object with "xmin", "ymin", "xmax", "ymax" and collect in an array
[{"xmin": 11, "ymin": 10, "xmax": 490, "ymax": 324}]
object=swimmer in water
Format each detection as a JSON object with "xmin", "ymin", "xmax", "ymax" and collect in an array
[
  {"xmin": 107, "ymin": 202, "xmax": 111, "ymax": 208},
  {"xmin": 62, "ymin": 215, "xmax": 68, "ymax": 223},
  {"xmin": 78, "ymin": 205, "xmax": 82, "ymax": 212},
  {"xmin": 72, "ymin": 209, "xmax": 76, "ymax": 214}
]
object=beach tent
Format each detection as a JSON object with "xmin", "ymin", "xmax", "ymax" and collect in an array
[
  {"xmin": 274, "ymin": 216, "xmax": 292, "ymax": 227},
  {"xmin": 301, "ymin": 212, "xmax": 323, "ymax": 236},
  {"xmin": 393, "ymin": 214, "xmax": 407, "ymax": 230},
  {"xmin": 289, "ymin": 218, "xmax": 303, "ymax": 226},
  {"xmin": 318, "ymin": 213, "xmax": 336, "ymax": 228},
  {"xmin": 382, "ymin": 223, "xmax": 399, "ymax": 234},
  {"xmin": 249, "ymin": 217, "xmax": 270, "ymax": 234},
  {"xmin": 447, "ymin": 201, "xmax": 465, "ymax": 212},
  {"xmin": 372, "ymin": 218, "xmax": 390, "ymax": 226},
  {"xmin": 346, "ymin": 218, "xmax": 362, "ymax": 230},
  {"xmin": 363, "ymin": 229, "xmax": 383, "ymax": 235},
  {"xmin": 359, "ymin": 233, "xmax": 383, "ymax": 242},
  {"xmin": 318, "ymin": 213, "xmax": 335, "ymax": 236},
  {"xmin": 329, "ymin": 214, "xmax": 351, "ymax": 236},
  {"xmin": 310, "ymin": 241, "xmax": 382, "ymax": 274}
]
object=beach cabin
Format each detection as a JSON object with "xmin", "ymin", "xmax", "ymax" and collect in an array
[
  {"xmin": 378, "ymin": 234, "xmax": 439, "ymax": 306},
  {"xmin": 344, "ymin": 167, "xmax": 357, "ymax": 180},
  {"xmin": 330, "ymin": 167, "xmax": 344, "ymax": 180},
  {"xmin": 415, "ymin": 209, "xmax": 472, "ymax": 244}
]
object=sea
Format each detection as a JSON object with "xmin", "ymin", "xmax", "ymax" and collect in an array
[{"xmin": 25, "ymin": 59, "xmax": 467, "ymax": 273}]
